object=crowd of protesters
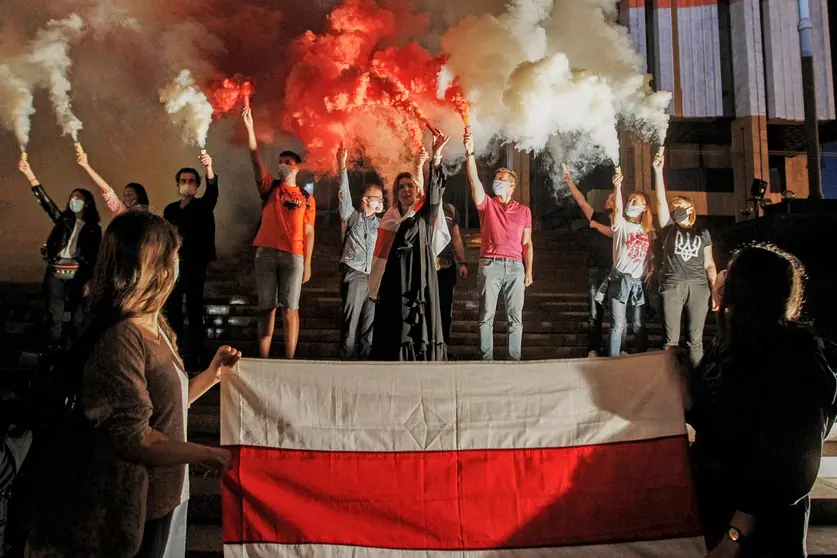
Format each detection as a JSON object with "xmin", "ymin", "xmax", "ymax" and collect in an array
[{"xmin": 4, "ymin": 102, "xmax": 836, "ymax": 557}]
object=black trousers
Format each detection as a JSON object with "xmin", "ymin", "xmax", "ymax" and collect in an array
[
  {"xmin": 165, "ymin": 261, "xmax": 208, "ymax": 353},
  {"xmin": 437, "ymin": 265, "xmax": 457, "ymax": 346},
  {"xmin": 587, "ymin": 268, "xmax": 609, "ymax": 354},
  {"xmin": 135, "ymin": 510, "xmax": 174, "ymax": 558},
  {"xmin": 340, "ymin": 268, "xmax": 375, "ymax": 360},
  {"xmin": 43, "ymin": 270, "xmax": 86, "ymax": 346}
]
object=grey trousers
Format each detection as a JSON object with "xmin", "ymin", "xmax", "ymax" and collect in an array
[
  {"xmin": 478, "ymin": 258, "xmax": 525, "ymax": 361},
  {"xmin": 660, "ymin": 281, "xmax": 711, "ymax": 367},
  {"xmin": 340, "ymin": 268, "xmax": 375, "ymax": 360}
]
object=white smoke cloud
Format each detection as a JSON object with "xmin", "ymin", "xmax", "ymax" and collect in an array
[
  {"xmin": 441, "ymin": 0, "xmax": 671, "ymax": 174},
  {"xmin": 159, "ymin": 69, "xmax": 215, "ymax": 148},
  {"xmin": 24, "ymin": 14, "xmax": 86, "ymax": 141},
  {"xmin": 0, "ymin": 64, "xmax": 35, "ymax": 150}
]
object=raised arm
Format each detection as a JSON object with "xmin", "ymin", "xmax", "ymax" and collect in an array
[
  {"xmin": 415, "ymin": 146, "xmax": 429, "ymax": 194},
  {"xmin": 336, "ymin": 145, "xmax": 355, "ymax": 222},
  {"xmin": 653, "ymin": 151, "xmax": 670, "ymax": 228},
  {"xmin": 19, "ymin": 158, "xmax": 61, "ymax": 222},
  {"xmin": 563, "ymin": 166, "xmax": 594, "ymax": 220},
  {"xmin": 76, "ymin": 151, "xmax": 126, "ymax": 216},
  {"xmin": 612, "ymin": 171, "xmax": 625, "ymax": 229},
  {"xmin": 242, "ymin": 107, "xmax": 272, "ymax": 198},
  {"xmin": 463, "ymin": 130, "xmax": 486, "ymax": 208},
  {"xmin": 426, "ymin": 133, "xmax": 449, "ymax": 217},
  {"xmin": 199, "ymin": 152, "xmax": 219, "ymax": 210}
]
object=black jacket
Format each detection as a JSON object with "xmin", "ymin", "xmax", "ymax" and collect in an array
[
  {"xmin": 163, "ymin": 175, "xmax": 218, "ymax": 265},
  {"xmin": 0, "ymin": 426, "xmax": 32, "ymax": 555},
  {"xmin": 688, "ymin": 324, "xmax": 837, "ymax": 556},
  {"xmin": 32, "ymin": 186, "xmax": 101, "ymax": 271}
]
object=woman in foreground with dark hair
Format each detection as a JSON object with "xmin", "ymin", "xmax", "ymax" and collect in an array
[
  {"xmin": 19, "ymin": 157, "xmax": 101, "ymax": 350},
  {"xmin": 25, "ymin": 211, "xmax": 239, "ymax": 558},
  {"xmin": 687, "ymin": 244, "xmax": 837, "ymax": 558}
]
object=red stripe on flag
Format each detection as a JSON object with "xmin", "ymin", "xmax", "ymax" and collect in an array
[
  {"xmin": 222, "ymin": 437, "xmax": 701, "ymax": 550},
  {"xmin": 373, "ymin": 228, "xmax": 396, "ymax": 259}
]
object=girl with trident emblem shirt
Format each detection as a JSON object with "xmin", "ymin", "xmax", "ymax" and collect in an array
[{"xmin": 652, "ymin": 151, "xmax": 719, "ymax": 367}]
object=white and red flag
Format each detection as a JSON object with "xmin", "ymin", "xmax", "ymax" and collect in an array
[{"xmin": 221, "ymin": 354, "xmax": 705, "ymax": 557}]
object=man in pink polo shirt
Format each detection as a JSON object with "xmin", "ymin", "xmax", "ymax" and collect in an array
[{"xmin": 464, "ymin": 130, "xmax": 534, "ymax": 360}]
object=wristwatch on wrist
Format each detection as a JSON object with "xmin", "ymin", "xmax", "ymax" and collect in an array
[{"xmin": 727, "ymin": 526, "xmax": 748, "ymax": 544}]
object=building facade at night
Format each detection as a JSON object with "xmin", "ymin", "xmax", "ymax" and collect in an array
[{"xmin": 502, "ymin": 0, "xmax": 837, "ymax": 228}]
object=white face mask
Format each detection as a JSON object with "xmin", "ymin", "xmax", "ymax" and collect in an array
[
  {"xmin": 69, "ymin": 199, "xmax": 84, "ymax": 214},
  {"xmin": 493, "ymin": 179, "xmax": 510, "ymax": 197},
  {"xmin": 369, "ymin": 200, "xmax": 384, "ymax": 214},
  {"xmin": 178, "ymin": 185, "xmax": 192, "ymax": 196},
  {"xmin": 173, "ymin": 257, "xmax": 180, "ymax": 284},
  {"xmin": 626, "ymin": 205, "xmax": 644, "ymax": 218}
]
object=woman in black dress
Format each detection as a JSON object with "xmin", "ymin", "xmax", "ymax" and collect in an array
[
  {"xmin": 370, "ymin": 133, "xmax": 450, "ymax": 361},
  {"xmin": 687, "ymin": 245, "xmax": 837, "ymax": 558}
]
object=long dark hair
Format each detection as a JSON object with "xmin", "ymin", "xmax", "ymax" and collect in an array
[
  {"xmin": 125, "ymin": 183, "xmax": 149, "ymax": 207},
  {"xmin": 65, "ymin": 189, "xmax": 100, "ymax": 225},
  {"xmin": 718, "ymin": 244, "xmax": 806, "ymax": 348}
]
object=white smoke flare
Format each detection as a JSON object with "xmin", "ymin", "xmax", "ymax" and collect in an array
[
  {"xmin": 25, "ymin": 14, "xmax": 85, "ymax": 141},
  {"xmin": 159, "ymin": 69, "xmax": 214, "ymax": 148},
  {"xmin": 0, "ymin": 64, "xmax": 35, "ymax": 151},
  {"xmin": 442, "ymin": 0, "xmax": 671, "ymax": 171},
  {"xmin": 436, "ymin": 65, "xmax": 454, "ymax": 100}
]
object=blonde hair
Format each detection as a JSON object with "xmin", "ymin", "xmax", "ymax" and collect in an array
[
  {"xmin": 495, "ymin": 168, "xmax": 518, "ymax": 188},
  {"xmin": 86, "ymin": 211, "xmax": 182, "ymax": 348},
  {"xmin": 671, "ymin": 196, "xmax": 696, "ymax": 226},
  {"xmin": 627, "ymin": 192, "xmax": 654, "ymax": 232}
]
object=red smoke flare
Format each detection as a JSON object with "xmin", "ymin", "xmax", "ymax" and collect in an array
[
  {"xmin": 210, "ymin": 74, "xmax": 254, "ymax": 117},
  {"xmin": 283, "ymin": 0, "xmax": 468, "ymax": 181}
]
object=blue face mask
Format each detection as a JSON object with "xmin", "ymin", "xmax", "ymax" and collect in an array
[
  {"xmin": 625, "ymin": 205, "xmax": 644, "ymax": 218},
  {"xmin": 493, "ymin": 179, "xmax": 510, "ymax": 197},
  {"xmin": 303, "ymin": 182, "xmax": 314, "ymax": 195},
  {"xmin": 69, "ymin": 199, "xmax": 84, "ymax": 214}
]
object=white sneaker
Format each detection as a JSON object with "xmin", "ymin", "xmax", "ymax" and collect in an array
[
  {"xmin": 620, "ymin": 351, "xmax": 629, "ymax": 356},
  {"xmin": 587, "ymin": 351, "xmax": 598, "ymax": 358}
]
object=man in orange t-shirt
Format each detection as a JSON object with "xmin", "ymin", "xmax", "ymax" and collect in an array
[{"xmin": 242, "ymin": 107, "xmax": 316, "ymax": 359}]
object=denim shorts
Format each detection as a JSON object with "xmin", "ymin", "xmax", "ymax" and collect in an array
[{"xmin": 254, "ymin": 247, "xmax": 304, "ymax": 311}]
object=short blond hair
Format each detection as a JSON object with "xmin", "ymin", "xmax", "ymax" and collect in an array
[{"xmin": 495, "ymin": 168, "xmax": 518, "ymax": 188}]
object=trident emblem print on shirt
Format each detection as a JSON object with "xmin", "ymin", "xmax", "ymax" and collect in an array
[{"xmin": 674, "ymin": 231, "xmax": 702, "ymax": 262}]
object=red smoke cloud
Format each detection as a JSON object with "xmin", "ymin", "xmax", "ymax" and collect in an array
[
  {"xmin": 209, "ymin": 74, "xmax": 254, "ymax": 116},
  {"xmin": 282, "ymin": 0, "xmax": 468, "ymax": 181}
]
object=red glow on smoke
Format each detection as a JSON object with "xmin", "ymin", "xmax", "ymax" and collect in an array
[
  {"xmin": 283, "ymin": 0, "xmax": 468, "ymax": 180},
  {"xmin": 210, "ymin": 74, "xmax": 254, "ymax": 117}
]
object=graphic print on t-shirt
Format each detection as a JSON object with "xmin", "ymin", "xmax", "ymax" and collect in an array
[
  {"xmin": 626, "ymin": 231, "xmax": 650, "ymax": 263},
  {"xmin": 674, "ymin": 230, "xmax": 703, "ymax": 262}
]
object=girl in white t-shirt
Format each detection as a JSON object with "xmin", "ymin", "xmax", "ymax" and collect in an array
[{"xmin": 601, "ymin": 171, "xmax": 654, "ymax": 356}]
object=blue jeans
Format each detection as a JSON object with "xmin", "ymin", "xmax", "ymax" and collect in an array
[{"xmin": 478, "ymin": 258, "xmax": 525, "ymax": 360}]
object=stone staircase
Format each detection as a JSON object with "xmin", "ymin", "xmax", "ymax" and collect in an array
[{"xmin": 1, "ymin": 226, "xmax": 835, "ymax": 556}]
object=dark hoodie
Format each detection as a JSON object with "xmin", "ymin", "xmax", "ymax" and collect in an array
[{"xmin": 687, "ymin": 323, "xmax": 837, "ymax": 557}]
